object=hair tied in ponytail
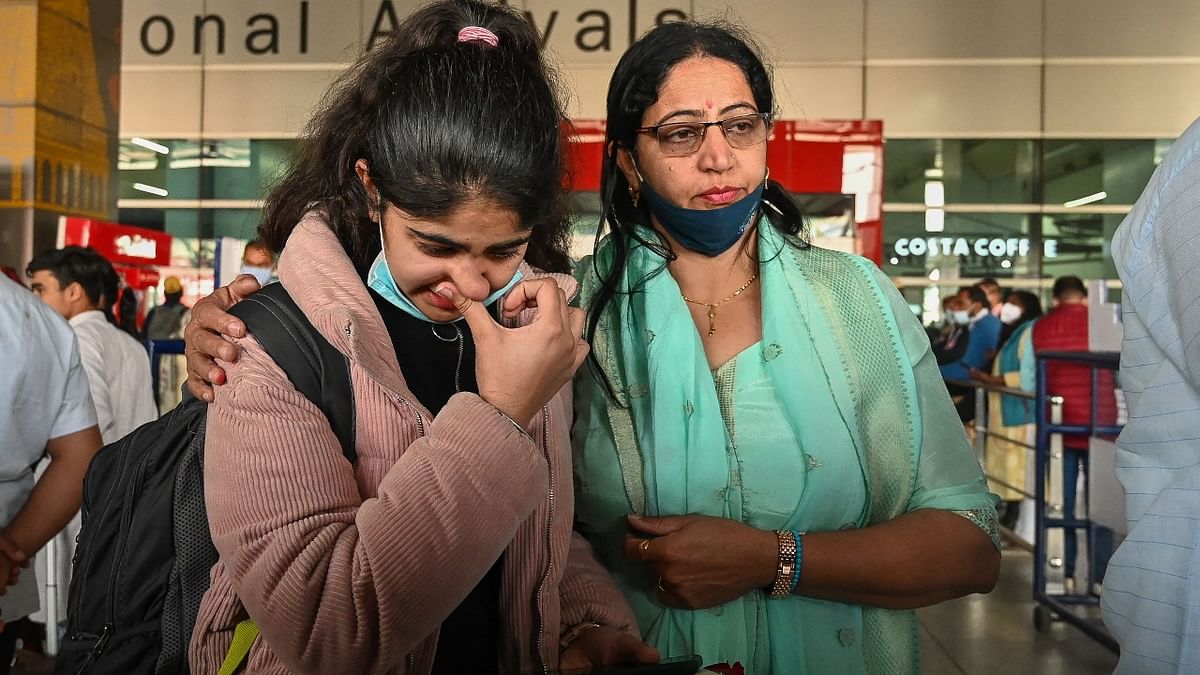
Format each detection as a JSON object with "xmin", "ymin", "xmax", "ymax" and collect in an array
[{"xmin": 457, "ymin": 26, "xmax": 499, "ymax": 47}]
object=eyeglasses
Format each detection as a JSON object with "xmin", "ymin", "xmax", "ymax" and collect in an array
[{"xmin": 635, "ymin": 112, "xmax": 771, "ymax": 157}]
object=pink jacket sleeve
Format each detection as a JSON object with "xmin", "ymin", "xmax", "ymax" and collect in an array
[
  {"xmin": 559, "ymin": 532, "xmax": 641, "ymax": 641},
  {"xmin": 205, "ymin": 334, "xmax": 546, "ymax": 673}
]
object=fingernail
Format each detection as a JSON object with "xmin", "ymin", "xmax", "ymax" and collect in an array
[{"xmin": 434, "ymin": 284, "xmax": 454, "ymax": 299}]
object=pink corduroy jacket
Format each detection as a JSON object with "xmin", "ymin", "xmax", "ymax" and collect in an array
[{"xmin": 191, "ymin": 212, "xmax": 636, "ymax": 674}]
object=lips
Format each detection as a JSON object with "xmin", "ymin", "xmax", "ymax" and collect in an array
[
  {"xmin": 426, "ymin": 289, "xmax": 457, "ymax": 312},
  {"xmin": 698, "ymin": 186, "xmax": 743, "ymax": 206}
]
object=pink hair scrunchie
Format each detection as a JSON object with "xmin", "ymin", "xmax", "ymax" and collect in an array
[{"xmin": 457, "ymin": 26, "xmax": 499, "ymax": 47}]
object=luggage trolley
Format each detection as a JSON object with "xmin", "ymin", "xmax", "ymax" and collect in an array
[{"xmin": 1032, "ymin": 350, "xmax": 1121, "ymax": 651}]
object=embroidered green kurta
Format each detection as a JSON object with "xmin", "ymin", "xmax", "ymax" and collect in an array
[{"xmin": 572, "ymin": 221, "xmax": 999, "ymax": 674}]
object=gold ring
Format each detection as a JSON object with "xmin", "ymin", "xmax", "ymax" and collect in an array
[{"xmin": 639, "ymin": 539, "xmax": 651, "ymax": 559}]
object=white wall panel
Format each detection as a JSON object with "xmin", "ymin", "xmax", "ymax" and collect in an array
[
  {"xmin": 866, "ymin": 0, "xmax": 1042, "ymax": 59},
  {"xmin": 692, "ymin": 0, "xmax": 865, "ymax": 63},
  {"xmin": 200, "ymin": 69, "xmax": 341, "ymax": 138},
  {"xmin": 775, "ymin": 66, "xmax": 863, "ymax": 120},
  {"xmin": 559, "ymin": 64, "xmax": 613, "ymax": 119},
  {"xmin": 865, "ymin": 65, "xmax": 1040, "ymax": 137},
  {"xmin": 120, "ymin": 70, "xmax": 203, "ymax": 137},
  {"xmin": 1044, "ymin": 65, "xmax": 1200, "ymax": 138},
  {"xmin": 1046, "ymin": 0, "xmax": 1200, "ymax": 57}
]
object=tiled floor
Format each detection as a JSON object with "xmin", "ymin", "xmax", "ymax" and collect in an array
[{"xmin": 919, "ymin": 548, "xmax": 1119, "ymax": 674}]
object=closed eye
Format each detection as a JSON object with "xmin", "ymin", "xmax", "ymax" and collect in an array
[{"xmin": 417, "ymin": 243, "xmax": 457, "ymax": 257}]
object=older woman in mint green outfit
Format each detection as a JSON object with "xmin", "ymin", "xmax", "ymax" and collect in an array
[{"xmin": 572, "ymin": 21, "xmax": 1001, "ymax": 674}]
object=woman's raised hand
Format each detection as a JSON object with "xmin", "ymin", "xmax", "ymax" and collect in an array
[{"xmin": 438, "ymin": 279, "xmax": 588, "ymax": 427}]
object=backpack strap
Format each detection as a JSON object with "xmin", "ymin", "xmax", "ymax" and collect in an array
[
  {"xmin": 228, "ymin": 283, "xmax": 357, "ymax": 464},
  {"xmin": 216, "ymin": 619, "xmax": 260, "ymax": 675}
]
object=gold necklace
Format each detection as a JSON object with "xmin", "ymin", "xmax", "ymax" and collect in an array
[{"xmin": 681, "ymin": 271, "xmax": 759, "ymax": 336}]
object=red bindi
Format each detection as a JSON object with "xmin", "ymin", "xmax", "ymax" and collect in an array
[{"xmin": 705, "ymin": 99, "xmax": 714, "ymax": 110}]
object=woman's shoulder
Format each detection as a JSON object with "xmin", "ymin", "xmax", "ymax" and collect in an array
[{"xmin": 520, "ymin": 261, "xmax": 579, "ymax": 302}]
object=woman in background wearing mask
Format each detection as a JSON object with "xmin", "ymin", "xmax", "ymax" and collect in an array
[
  {"xmin": 239, "ymin": 239, "xmax": 276, "ymax": 286},
  {"xmin": 970, "ymin": 291, "xmax": 1043, "ymax": 533},
  {"xmin": 932, "ymin": 294, "xmax": 971, "ymax": 365}
]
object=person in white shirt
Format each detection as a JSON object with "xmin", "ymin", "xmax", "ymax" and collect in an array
[
  {"xmin": 27, "ymin": 247, "xmax": 158, "ymax": 443},
  {"xmin": 1102, "ymin": 116, "xmax": 1200, "ymax": 673},
  {"xmin": 0, "ymin": 275, "xmax": 102, "ymax": 672},
  {"xmin": 25, "ymin": 246, "xmax": 157, "ymax": 637}
]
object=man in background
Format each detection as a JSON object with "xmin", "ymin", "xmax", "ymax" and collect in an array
[
  {"xmin": 1102, "ymin": 116, "xmax": 1200, "ymax": 673},
  {"xmin": 978, "ymin": 277, "xmax": 1004, "ymax": 317},
  {"xmin": 27, "ymin": 247, "xmax": 157, "ymax": 441},
  {"xmin": 26, "ymin": 247, "xmax": 157, "ymax": 635},
  {"xmin": 143, "ymin": 275, "xmax": 188, "ymax": 341},
  {"xmin": 941, "ymin": 284, "xmax": 1003, "ymax": 423},
  {"xmin": 1032, "ymin": 275, "xmax": 1117, "ymax": 593},
  {"xmin": 143, "ymin": 275, "xmax": 190, "ymax": 411},
  {"xmin": 0, "ymin": 274, "xmax": 103, "ymax": 672}
]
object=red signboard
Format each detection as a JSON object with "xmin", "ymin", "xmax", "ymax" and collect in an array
[{"xmin": 59, "ymin": 216, "xmax": 173, "ymax": 268}]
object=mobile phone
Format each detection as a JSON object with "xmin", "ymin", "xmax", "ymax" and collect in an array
[{"xmin": 551, "ymin": 655, "xmax": 704, "ymax": 675}]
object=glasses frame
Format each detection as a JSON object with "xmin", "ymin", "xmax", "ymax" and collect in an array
[{"xmin": 635, "ymin": 112, "xmax": 773, "ymax": 157}]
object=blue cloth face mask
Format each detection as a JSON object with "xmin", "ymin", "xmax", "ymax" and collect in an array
[
  {"xmin": 240, "ymin": 265, "xmax": 274, "ymax": 287},
  {"xmin": 638, "ymin": 177, "xmax": 765, "ymax": 257},
  {"xmin": 366, "ymin": 247, "xmax": 524, "ymax": 325}
]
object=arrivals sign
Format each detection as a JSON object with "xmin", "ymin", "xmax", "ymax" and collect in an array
[{"xmin": 125, "ymin": 0, "xmax": 690, "ymax": 64}]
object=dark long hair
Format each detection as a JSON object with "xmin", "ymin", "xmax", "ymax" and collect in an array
[
  {"xmin": 116, "ymin": 287, "xmax": 143, "ymax": 340},
  {"xmin": 259, "ymin": 0, "xmax": 572, "ymax": 276},
  {"xmin": 585, "ymin": 20, "xmax": 807, "ymax": 389}
]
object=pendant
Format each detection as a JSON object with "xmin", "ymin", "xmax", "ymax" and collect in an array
[{"xmin": 707, "ymin": 306, "xmax": 717, "ymax": 336}]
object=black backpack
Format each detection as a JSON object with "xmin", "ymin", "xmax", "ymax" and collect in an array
[{"xmin": 56, "ymin": 284, "xmax": 356, "ymax": 675}]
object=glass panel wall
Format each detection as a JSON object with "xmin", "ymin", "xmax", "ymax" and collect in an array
[{"xmin": 884, "ymin": 139, "xmax": 1036, "ymax": 204}]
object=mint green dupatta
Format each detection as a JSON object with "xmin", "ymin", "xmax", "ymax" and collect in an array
[{"xmin": 575, "ymin": 219, "xmax": 996, "ymax": 673}]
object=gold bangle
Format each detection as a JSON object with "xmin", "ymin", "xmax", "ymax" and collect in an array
[{"xmin": 769, "ymin": 530, "xmax": 797, "ymax": 598}]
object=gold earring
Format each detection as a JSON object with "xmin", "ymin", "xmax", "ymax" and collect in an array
[{"xmin": 629, "ymin": 186, "xmax": 640, "ymax": 208}]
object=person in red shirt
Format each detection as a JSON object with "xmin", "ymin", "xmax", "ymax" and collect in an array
[{"xmin": 1032, "ymin": 276, "xmax": 1117, "ymax": 589}]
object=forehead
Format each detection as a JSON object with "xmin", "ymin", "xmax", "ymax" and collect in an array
[
  {"xmin": 243, "ymin": 246, "xmax": 273, "ymax": 262},
  {"xmin": 29, "ymin": 270, "xmax": 60, "ymax": 288},
  {"xmin": 394, "ymin": 198, "xmax": 526, "ymax": 243},
  {"xmin": 646, "ymin": 56, "xmax": 754, "ymax": 120}
]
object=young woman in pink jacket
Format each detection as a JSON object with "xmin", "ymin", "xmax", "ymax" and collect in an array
[{"xmin": 183, "ymin": 1, "xmax": 657, "ymax": 672}]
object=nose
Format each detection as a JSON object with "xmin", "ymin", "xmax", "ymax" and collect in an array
[
  {"xmin": 449, "ymin": 260, "xmax": 491, "ymax": 302},
  {"xmin": 693, "ymin": 123, "xmax": 735, "ymax": 172}
]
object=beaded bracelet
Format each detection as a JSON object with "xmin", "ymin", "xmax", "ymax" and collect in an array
[{"xmin": 789, "ymin": 530, "xmax": 804, "ymax": 594}]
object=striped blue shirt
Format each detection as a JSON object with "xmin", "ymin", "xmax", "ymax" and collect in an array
[{"xmin": 1102, "ymin": 116, "xmax": 1200, "ymax": 674}]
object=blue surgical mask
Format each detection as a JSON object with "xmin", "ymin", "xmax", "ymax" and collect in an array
[
  {"xmin": 240, "ymin": 265, "xmax": 274, "ymax": 286},
  {"xmin": 366, "ymin": 249, "xmax": 524, "ymax": 325},
  {"xmin": 638, "ymin": 178, "xmax": 764, "ymax": 257}
]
